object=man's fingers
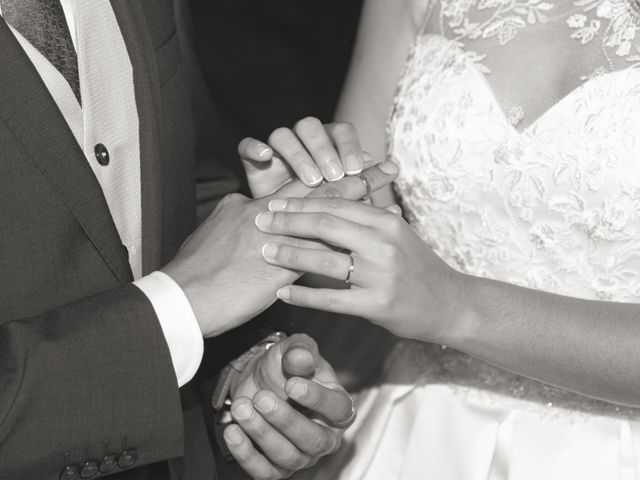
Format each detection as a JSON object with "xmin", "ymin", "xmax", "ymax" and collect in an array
[
  {"xmin": 293, "ymin": 117, "xmax": 345, "ymax": 182},
  {"xmin": 325, "ymin": 122, "xmax": 364, "ymax": 175},
  {"xmin": 231, "ymin": 398, "xmax": 311, "ymax": 472},
  {"xmin": 282, "ymin": 347, "xmax": 315, "ymax": 378},
  {"xmin": 253, "ymin": 390, "xmax": 340, "ymax": 457},
  {"xmin": 238, "ymin": 137, "xmax": 274, "ymax": 162},
  {"xmin": 276, "ymin": 286, "xmax": 366, "ymax": 317},
  {"xmin": 280, "ymin": 333, "xmax": 319, "ymax": 378},
  {"xmin": 285, "ymin": 377, "xmax": 357, "ymax": 430},
  {"xmin": 224, "ymin": 424, "xmax": 290, "ymax": 480}
]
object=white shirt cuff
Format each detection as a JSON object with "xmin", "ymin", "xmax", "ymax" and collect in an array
[{"xmin": 134, "ymin": 271, "xmax": 204, "ymax": 387}]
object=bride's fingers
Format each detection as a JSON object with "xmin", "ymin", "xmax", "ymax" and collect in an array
[
  {"xmin": 268, "ymin": 127, "xmax": 325, "ymax": 187},
  {"xmin": 238, "ymin": 137, "xmax": 274, "ymax": 162},
  {"xmin": 324, "ymin": 121, "xmax": 365, "ymax": 175},
  {"xmin": 267, "ymin": 196, "xmax": 394, "ymax": 228},
  {"xmin": 307, "ymin": 160, "xmax": 399, "ymax": 200},
  {"xmin": 277, "ymin": 286, "xmax": 368, "ymax": 317},
  {"xmin": 274, "ymin": 160, "xmax": 399, "ymax": 199},
  {"xmin": 223, "ymin": 424, "xmax": 291, "ymax": 479},
  {"xmin": 239, "ymin": 137, "xmax": 298, "ymax": 198},
  {"xmin": 386, "ymin": 204, "xmax": 403, "ymax": 215},
  {"xmin": 255, "ymin": 211, "xmax": 372, "ymax": 254},
  {"xmin": 292, "ymin": 117, "xmax": 345, "ymax": 181},
  {"xmin": 261, "ymin": 244, "xmax": 371, "ymax": 285}
]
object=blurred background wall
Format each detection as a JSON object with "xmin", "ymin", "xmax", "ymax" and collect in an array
[{"xmin": 187, "ymin": 0, "xmax": 364, "ymax": 186}]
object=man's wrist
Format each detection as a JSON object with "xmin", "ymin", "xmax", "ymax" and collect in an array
[
  {"xmin": 212, "ymin": 332, "xmax": 287, "ymax": 410},
  {"xmin": 228, "ymin": 354, "xmax": 263, "ymax": 399},
  {"xmin": 134, "ymin": 271, "xmax": 204, "ymax": 387}
]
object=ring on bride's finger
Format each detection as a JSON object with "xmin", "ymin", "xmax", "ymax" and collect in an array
[
  {"xmin": 334, "ymin": 394, "xmax": 357, "ymax": 429},
  {"xmin": 358, "ymin": 172, "xmax": 372, "ymax": 203},
  {"xmin": 344, "ymin": 254, "xmax": 355, "ymax": 284}
]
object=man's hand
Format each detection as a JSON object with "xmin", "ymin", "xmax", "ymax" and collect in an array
[
  {"xmin": 239, "ymin": 117, "xmax": 370, "ymax": 198},
  {"xmin": 223, "ymin": 334, "xmax": 354, "ymax": 480},
  {"xmin": 161, "ymin": 162, "xmax": 399, "ymax": 338}
]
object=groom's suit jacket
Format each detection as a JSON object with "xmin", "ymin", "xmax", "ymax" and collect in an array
[{"xmin": 0, "ymin": 1, "xmax": 246, "ymax": 478}]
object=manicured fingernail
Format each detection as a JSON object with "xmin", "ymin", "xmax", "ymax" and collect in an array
[
  {"xmin": 386, "ymin": 204, "xmax": 402, "ymax": 215},
  {"xmin": 379, "ymin": 160, "xmax": 399, "ymax": 175},
  {"xmin": 305, "ymin": 167, "xmax": 323, "ymax": 186},
  {"xmin": 255, "ymin": 212, "xmax": 273, "ymax": 229},
  {"xmin": 224, "ymin": 426, "xmax": 243, "ymax": 445},
  {"xmin": 233, "ymin": 401, "xmax": 254, "ymax": 421},
  {"xmin": 254, "ymin": 394, "xmax": 276, "ymax": 413},
  {"xmin": 288, "ymin": 380, "xmax": 307, "ymax": 400},
  {"xmin": 268, "ymin": 199, "xmax": 288, "ymax": 211},
  {"xmin": 277, "ymin": 287, "xmax": 291, "ymax": 301},
  {"xmin": 344, "ymin": 155, "xmax": 363, "ymax": 175},
  {"xmin": 261, "ymin": 243, "xmax": 279, "ymax": 261},
  {"xmin": 326, "ymin": 162, "xmax": 345, "ymax": 182},
  {"xmin": 257, "ymin": 144, "xmax": 271, "ymax": 159}
]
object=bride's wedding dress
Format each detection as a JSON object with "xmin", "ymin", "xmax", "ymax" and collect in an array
[{"xmin": 306, "ymin": 0, "xmax": 640, "ymax": 478}]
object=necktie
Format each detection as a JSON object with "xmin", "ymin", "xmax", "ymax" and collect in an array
[{"xmin": 1, "ymin": 0, "xmax": 81, "ymax": 103}]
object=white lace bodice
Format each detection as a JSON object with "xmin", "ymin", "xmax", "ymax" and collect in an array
[
  {"xmin": 419, "ymin": 0, "xmax": 640, "ymax": 130},
  {"xmin": 388, "ymin": 0, "xmax": 640, "ymax": 418}
]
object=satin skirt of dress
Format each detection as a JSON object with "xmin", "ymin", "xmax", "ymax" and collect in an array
[{"xmin": 298, "ymin": 357, "xmax": 640, "ymax": 480}]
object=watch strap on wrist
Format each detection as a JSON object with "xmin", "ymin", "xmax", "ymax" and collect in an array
[{"xmin": 211, "ymin": 331, "xmax": 288, "ymax": 411}]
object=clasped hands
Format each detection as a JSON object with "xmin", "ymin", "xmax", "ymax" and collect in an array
[
  {"xmin": 161, "ymin": 117, "xmax": 400, "ymax": 479},
  {"xmin": 243, "ymin": 117, "xmax": 462, "ymax": 343},
  {"xmin": 222, "ymin": 333, "xmax": 353, "ymax": 479},
  {"xmin": 165, "ymin": 116, "xmax": 462, "ymax": 479}
]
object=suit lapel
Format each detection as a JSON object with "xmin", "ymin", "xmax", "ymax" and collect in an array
[
  {"xmin": 0, "ymin": 20, "xmax": 132, "ymax": 284},
  {"xmin": 111, "ymin": 0, "xmax": 164, "ymax": 275}
]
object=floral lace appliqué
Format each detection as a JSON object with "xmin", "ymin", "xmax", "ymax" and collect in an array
[
  {"xmin": 437, "ymin": 0, "xmax": 640, "ymax": 68},
  {"xmin": 442, "ymin": 0, "xmax": 554, "ymax": 45},
  {"xmin": 567, "ymin": 0, "xmax": 640, "ymax": 60}
]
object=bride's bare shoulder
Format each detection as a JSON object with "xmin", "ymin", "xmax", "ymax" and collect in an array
[
  {"xmin": 354, "ymin": 0, "xmax": 430, "ymax": 59},
  {"xmin": 360, "ymin": 0, "xmax": 430, "ymax": 34}
]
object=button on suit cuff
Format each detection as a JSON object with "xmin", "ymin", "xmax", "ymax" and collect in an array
[{"xmin": 134, "ymin": 271, "xmax": 204, "ymax": 387}]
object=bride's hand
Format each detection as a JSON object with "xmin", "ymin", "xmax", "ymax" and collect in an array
[
  {"xmin": 254, "ymin": 197, "xmax": 468, "ymax": 342},
  {"xmin": 238, "ymin": 117, "xmax": 370, "ymax": 198}
]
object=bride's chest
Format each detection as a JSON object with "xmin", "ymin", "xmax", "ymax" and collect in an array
[{"xmin": 389, "ymin": 33, "xmax": 640, "ymax": 301}]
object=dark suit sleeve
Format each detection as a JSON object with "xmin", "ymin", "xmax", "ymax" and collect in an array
[{"xmin": 0, "ymin": 284, "xmax": 183, "ymax": 480}]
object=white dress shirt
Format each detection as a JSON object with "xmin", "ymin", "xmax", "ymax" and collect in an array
[{"xmin": 0, "ymin": 0, "xmax": 203, "ymax": 387}]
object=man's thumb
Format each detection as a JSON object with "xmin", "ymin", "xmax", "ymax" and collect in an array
[{"xmin": 281, "ymin": 334, "xmax": 318, "ymax": 378}]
